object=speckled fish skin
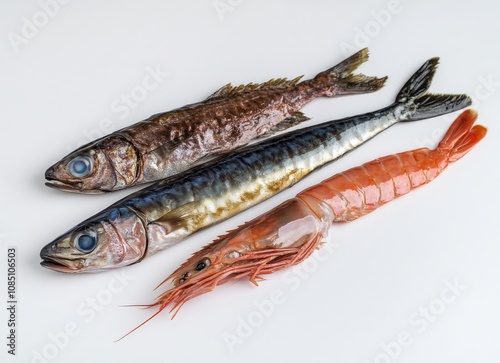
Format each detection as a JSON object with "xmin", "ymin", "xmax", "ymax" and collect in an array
[
  {"xmin": 45, "ymin": 48, "xmax": 387, "ymax": 193},
  {"xmin": 39, "ymin": 57, "xmax": 471, "ymax": 273}
]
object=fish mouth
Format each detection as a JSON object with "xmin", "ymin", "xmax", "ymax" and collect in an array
[
  {"xmin": 40, "ymin": 256, "xmax": 85, "ymax": 273},
  {"xmin": 44, "ymin": 179, "xmax": 104, "ymax": 194},
  {"xmin": 45, "ymin": 179, "xmax": 80, "ymax": 192}
]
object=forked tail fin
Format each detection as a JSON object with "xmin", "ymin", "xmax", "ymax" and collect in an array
[
  {"xmin": 313, "ymin": 48, "xmax": 388, "ymax": 96},
  {"xmin": 396, "ymin": 58, "xmax": 472, "ymax": 121},
  {"xmin": 436, "ymin": 109, "xmax": 487, "ymax": 162}
]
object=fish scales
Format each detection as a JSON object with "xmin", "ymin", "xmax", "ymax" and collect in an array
[{"xmin": 119, "ymin": 86, "xmax": 304, "ymax": 153}]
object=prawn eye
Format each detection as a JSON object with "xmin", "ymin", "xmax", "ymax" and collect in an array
[
  {"xmin": 195, "ymin": 258, "xmax": 211, "ymax": 271},
  {"xmin": 74, "ymin": 230, "xmax": 98, "ymax": 253},
  {"xmin": 68, "ymin": 156, "xmax": 93, "ymax": 178}
]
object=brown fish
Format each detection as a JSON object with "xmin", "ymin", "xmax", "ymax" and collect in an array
[{"xmin": 45, "ymin": 48, "xmax": 386, "ymax": 193}]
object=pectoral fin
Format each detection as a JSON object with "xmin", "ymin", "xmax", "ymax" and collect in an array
[
  {"xmin": 150, "ymin": 202, "xmax": 200, "ymax": 233},
  {"xmin": 255, "ymin": 112, "xmax": 311, "ymax": 139}
]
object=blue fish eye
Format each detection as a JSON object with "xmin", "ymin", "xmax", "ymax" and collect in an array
[
  {"xmin": 75, "ymin": 231, "xmax": 97, "ymax": 253},
  {"xmin": 68, "ymin": 156, "xmax": 93, "ymax": 178}
]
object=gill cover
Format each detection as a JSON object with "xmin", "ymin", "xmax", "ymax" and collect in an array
[{"xmin": 40, "ymin": 207, "xmax": 147, "ymax": 272}]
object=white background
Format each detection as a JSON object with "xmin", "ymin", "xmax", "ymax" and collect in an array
[{"xmin": 1, "ymin": 1, "xmax": 499, "ymax": 362}]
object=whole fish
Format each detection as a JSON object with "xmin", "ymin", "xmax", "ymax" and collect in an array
[
  {"xmin": 40, "ymin": 57, "xmax": 471, "ymax": 273},
  {"xmin": 45, "ymin": 48, "xmax": 386, "ymax": 193}
]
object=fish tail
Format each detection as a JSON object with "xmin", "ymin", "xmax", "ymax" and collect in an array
[
  {"xmin": 397, "ymin": 58, "xmax": 472, "ymax": 121},
  {"xmin": 436, "ymin": 109, "xmax": 487, "ymax": 162},
  {"xmin": 312, "ymin": 48, "xmax": 388, "ymax": 96}
]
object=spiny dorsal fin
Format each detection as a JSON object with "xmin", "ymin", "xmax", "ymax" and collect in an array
[{"xmin": 206, "ymin": 76, "xmax": 303, "ymax": 101}]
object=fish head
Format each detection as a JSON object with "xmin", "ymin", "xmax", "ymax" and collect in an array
[
  {"xmin": 45, "ymin": 137, "xmax": 139, "ymax": 193},
  {"xmin": 40, "ymin": 208, "xmax": 147, "ymax": 273}
]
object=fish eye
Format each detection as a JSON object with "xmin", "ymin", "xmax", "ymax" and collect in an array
[
  {"xmin": 195, "ymin": 258, "xmax": 211, "ymax": 271},
  {"xmin": 68, "ymin": 156, "xmax": 93, "ymax": 178},
  {"xmin": 74, "ymin": 229, "xmax": 98, "ymax": 253}
]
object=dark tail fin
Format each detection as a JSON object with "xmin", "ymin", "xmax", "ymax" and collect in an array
[
  {"xmin": 436, "ymin": 109, "xmax": 487, "ymax": 162},
  {"xmin": 396, "ymin": 58, "xmax": 472, "ymax": 121},
  {"xmin": 312, "ymin": 48, "xmax": 387, "ymax": 96}
]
